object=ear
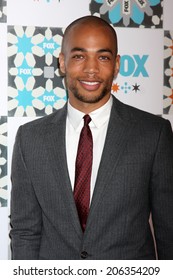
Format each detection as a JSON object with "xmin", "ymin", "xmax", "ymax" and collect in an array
[
  {"xmin": 59, "ymin": 53, "xmax": 66, "ymax": 74},
  {"xmin": 114, "ymin": 55, "xmax": 120, "ymax": 77}
]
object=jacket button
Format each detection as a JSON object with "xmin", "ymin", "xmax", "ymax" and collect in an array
[{"xmin": 80, "ymin": 251, "xmax": 88, "ymax": 259}]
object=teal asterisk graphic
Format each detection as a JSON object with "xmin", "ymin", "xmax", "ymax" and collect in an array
[{"xmin": 90, "ymin": 0, "xmax": 162, "ymax": 27}]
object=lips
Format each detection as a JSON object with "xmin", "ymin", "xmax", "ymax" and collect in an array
[{"xmin": 79, "ymin": 80, "xmax": 101, "ymax": 91}]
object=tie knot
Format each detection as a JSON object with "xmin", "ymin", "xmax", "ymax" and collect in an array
[{"xmin": 83, "ymin": 114, "xmax": 91, "ymax": 126}]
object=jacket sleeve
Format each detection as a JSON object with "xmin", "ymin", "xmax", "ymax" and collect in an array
[
  {"xmin": 10, "ymin": 126, "xmax": 42, "ymax": 260},
  {"xmin": 150, "ymin": 120, "xmax": 173, "ymax": 259}
]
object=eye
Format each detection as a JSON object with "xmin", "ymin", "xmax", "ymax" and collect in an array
[
  {"xmin": 99, "ymin": 55, "xmax": 110, "ymax": 61},
  {"xmin": 72, "ymin": 54, "xmax": 85, "ymax": 60}
]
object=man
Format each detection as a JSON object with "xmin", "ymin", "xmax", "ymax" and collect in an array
[{"xmin": 10, "ymin": 16, "xmax": 173, "ymax": 260}]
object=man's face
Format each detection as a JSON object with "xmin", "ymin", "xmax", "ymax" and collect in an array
[{"xmin": 59, "ymin": 23, "xmax": 120, "ymax": 111}]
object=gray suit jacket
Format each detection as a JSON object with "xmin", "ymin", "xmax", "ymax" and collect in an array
[{"xmin": 10, "ymin": 96, "xmax": 173, "ymax": 259}]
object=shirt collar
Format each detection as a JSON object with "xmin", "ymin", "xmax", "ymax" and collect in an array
[{"xmin": 67, "ymin": 95, "xmax": 113, "ymax": 130}]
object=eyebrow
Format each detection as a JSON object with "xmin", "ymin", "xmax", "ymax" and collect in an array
[{"xmin": 70, "ymin": 47, "xmax": 114, "ymax": 55}]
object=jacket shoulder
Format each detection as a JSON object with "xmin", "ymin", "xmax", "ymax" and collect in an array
[
  {"xmin": 21, "ymin": 104, "xmax": 67, "ymax": 130},
  {"xmin": 112, "ymin": 96, "xmax": 167, "ymax": 126}
]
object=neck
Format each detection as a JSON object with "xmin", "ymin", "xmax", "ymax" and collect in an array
[{"xmin": 68, "ymin": 94, "xmax": 111, "ymax": 114}]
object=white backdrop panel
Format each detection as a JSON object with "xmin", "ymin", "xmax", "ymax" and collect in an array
[
  {"xmin": 163, "ymin": 0, "xmax": 173, "ymax": 30},
  {"xmin": 114, "ymin": 28, "xmax": 163, "ymax": 114},
  {"xmin": 7, "ymin": 0, "xmax": 91, "ymax": 27},
  {"xmin": 0, "ymin": 208, "xmax": 8, "ymax": 259}
]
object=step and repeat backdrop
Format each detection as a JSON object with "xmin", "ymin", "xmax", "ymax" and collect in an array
[{"xmin": 0, "ymin": 0, "xmax": 173, "ymax": 259}]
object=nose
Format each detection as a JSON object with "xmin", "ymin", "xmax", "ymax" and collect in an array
[{"xmin": 83, "ymin": 57, "xmax": 99, "ymax": 75}]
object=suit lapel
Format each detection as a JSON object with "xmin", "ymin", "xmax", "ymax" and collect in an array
[
  {"xmin": 44, "ymin": 106, "xmax": 83, "ymax": 237},
  {"xmin": 43, "ymin": 97, "xmax": 136, "ymax": 236},
  {"xmin": 86, "ymin": 97, "xmax": 136, "ymax": 230}
]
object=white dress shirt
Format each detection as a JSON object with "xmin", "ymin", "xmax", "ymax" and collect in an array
[{"xmin": 66, "ymin": 96, "xmax": 113, "ymax": 201}]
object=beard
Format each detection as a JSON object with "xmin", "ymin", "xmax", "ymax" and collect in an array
[{"xmin": 68, "ymin": 83, "xmax": 111, "ymax": 104}]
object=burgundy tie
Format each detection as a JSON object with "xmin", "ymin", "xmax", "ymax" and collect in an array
[{"xmin": 74, "ymin": 115, "xmax": 93, "ymax": 231}]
